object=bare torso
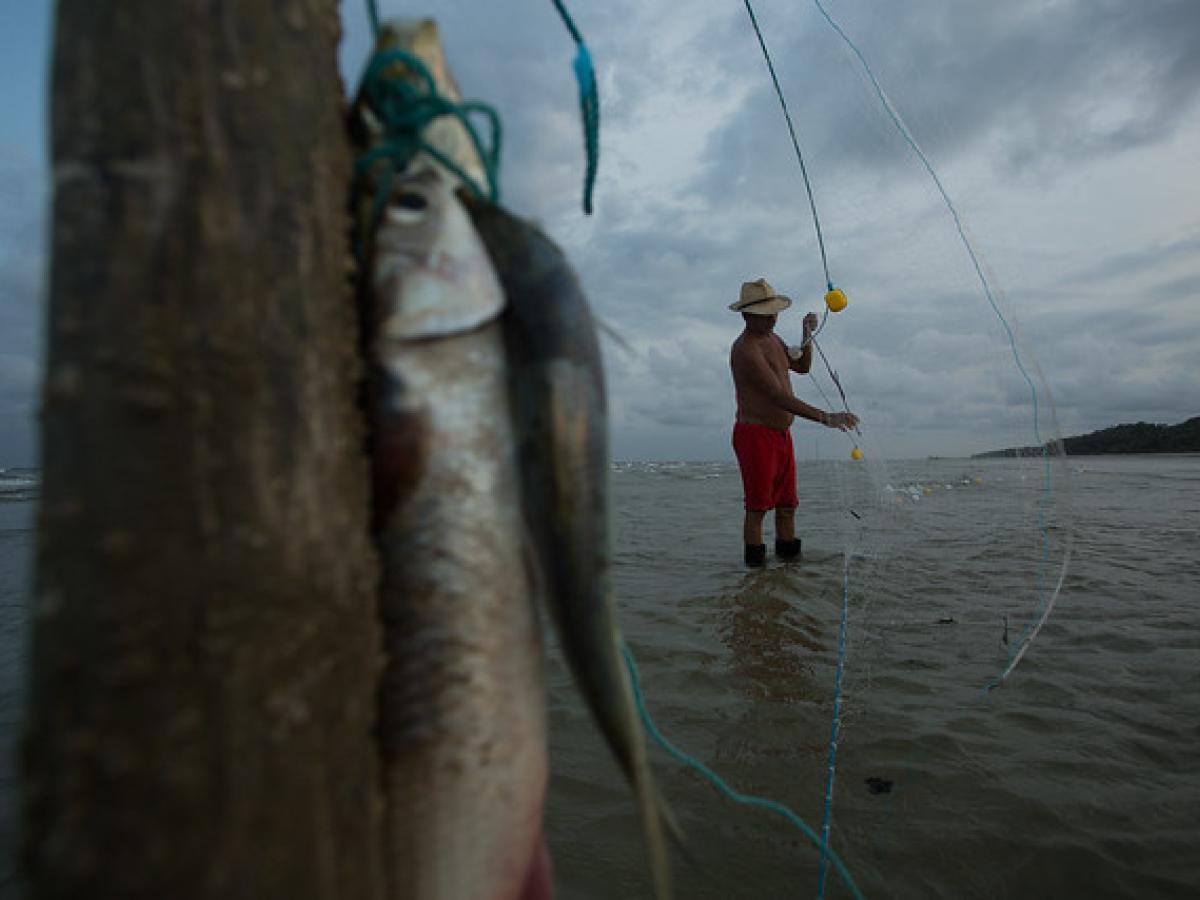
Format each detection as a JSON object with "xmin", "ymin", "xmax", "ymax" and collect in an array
[{"xmin": 730, "ymin": 331, "xmax": 796, "ymax": 430}]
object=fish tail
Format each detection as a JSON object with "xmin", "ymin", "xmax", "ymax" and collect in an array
[{"xmin": 605, "ymin": 643, "xmax": 674, "ymax": 899}]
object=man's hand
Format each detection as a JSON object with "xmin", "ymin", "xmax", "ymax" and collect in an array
[
  {"xmin": 824, "ymin": 411, "xmax": 859, "ymax": 431},
  {"xmin": 802, "ymin": 312, "xmax": 819, "ymax": 334}
]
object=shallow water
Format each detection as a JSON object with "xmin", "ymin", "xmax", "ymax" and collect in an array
[
  {"xmin": 2, "ymin": 456, "xmax": 1198, "ymax": 897},
  {"xmin": 544, "ymin": 455, "xmax": 1200, "ymax": 898}
]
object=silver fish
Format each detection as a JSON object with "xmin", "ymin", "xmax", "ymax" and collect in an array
[
  {"xmin": 357, "ymin": 17, "xmax": 673, "ymax": 900},
  {"xmin": 367, "ymin": 168, "xmax": 549, "ymax": 900},
  {"xmin": 463, "ymin": 194, "xmax": 674, "ymax": 900}
]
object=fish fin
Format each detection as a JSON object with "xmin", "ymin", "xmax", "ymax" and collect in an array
[
  {"xmin": 656, "ymin": 785, "xmax": 693, "ymax": 864},
  {"xmin": 594, "ymin": 315, "xmax": 635, "ymax": 357},
  {"xmin": 616, "ymin": 656, "xmax": 674, "ymax": 900}
]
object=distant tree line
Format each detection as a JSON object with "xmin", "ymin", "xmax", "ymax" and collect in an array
[{"xmin": 974, "ymin": 416, "xmax": 1200, "ymax": 457}]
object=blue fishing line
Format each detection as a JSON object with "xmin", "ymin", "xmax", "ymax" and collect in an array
[
  {"xmin": 620, "ymin": 643, "xmax": 865, "ymax": 900},
  {"xmin": 741, "ymin": 8, "xmax": 862, "ymax": 886},
  {"xmin": 811, "ymin": 337, "xmax": 862, "ymax": 440},
  {"xmin": 816, "ymin": 555, "xmax": 853, "ymax": 899},
  {"xmin": 809, "ymin": 0, "xmax": 1065, "ymax": 687},
  {"xmin": 551, "ymin": 0, "xmax": 601, "ymax": 214},
  {"xmin": 742, "ymin": 2, "xmax": 860, "ymax": 441},
  {"xmin": 742, "ymin": 0, "xmax": 835, "ymax": 292},
  {"xmin": 807, "ymin": 373, "xmax": 863, "ymax": 463}
]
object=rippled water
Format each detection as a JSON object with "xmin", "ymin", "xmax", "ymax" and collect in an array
[
  {"xmin": 2, "ymin": 457, "xmax": 1197, "ymax": 897},
  {"xmin": 544, "ymin": 455, "xmax": 1200, "ymax": 898}
]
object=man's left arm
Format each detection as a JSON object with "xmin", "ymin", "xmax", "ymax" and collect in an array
[{"xmin": 784, "ymin": 312, "xmax": 817, "ymax": 374}]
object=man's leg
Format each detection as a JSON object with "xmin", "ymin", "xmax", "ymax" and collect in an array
[
  {"xmin": 775, "ymin": 507, "xmax": 796, "ymax": 541},
  {"xmin": 774, "ymin": 506, "xmax": 802, "ymax": 559},
  {"xmin": 734, "ymin": 423, "xmax": 770, "ymax": 566},
  {"xmin": 774, "ymin": 434, "xmax": 802, "ymax": 560},
  {"xmin": 743, "ymin": 509, "xmax": 767, "ymax": 566},
  {"xmin": 744, "ymin": 509, "xmax": 766, "ymax": 545}
]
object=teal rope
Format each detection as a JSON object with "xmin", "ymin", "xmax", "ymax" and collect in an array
[
  {"xmin": 552, "ymin": 0, "xmax": 601, "ymax": 214},
  {"xmin": 367, "ymin": 1, "xmax": 598, "ymax": 213},
  {"xmin": 620, "ymin": 643, "xmax": 865, "ymax": 900},
  {"xmin": 816, "ymin": 555, "xmax": 853, "ymax": 898},
  {"xmin": 355, "ymin": 48, "xmax": 502, "ymax": 206},
  {"xmin": 743, "ymin": 0, "xmax": 835, "ymax": 292},
  {"xmin": 809, "ymin": 0, "xmax": 1064, "ymax": 688}
]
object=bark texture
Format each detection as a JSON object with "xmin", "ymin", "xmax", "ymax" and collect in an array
[{"xmin": 24, "ymin": 2, "xmax": 383, "ymax": 897}]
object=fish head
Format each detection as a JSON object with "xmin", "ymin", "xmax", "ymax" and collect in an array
[{"xmin": 370, "ymin": 169, "xmax": 506, "ymax": 342}]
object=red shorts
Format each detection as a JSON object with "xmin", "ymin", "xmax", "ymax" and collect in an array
[{"xmin": 732, "ymin": 422, "xmax": 798, "ymax": 511}]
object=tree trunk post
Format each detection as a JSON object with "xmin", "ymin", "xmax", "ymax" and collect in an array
[{"xmin": 24, "ymin": 2, "xmax": 384, "ymax": 897}]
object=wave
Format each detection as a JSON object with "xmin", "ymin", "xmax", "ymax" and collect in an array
[{"xmin": 0, "ymin": 470, "xmax": 40, "ymax": 502}]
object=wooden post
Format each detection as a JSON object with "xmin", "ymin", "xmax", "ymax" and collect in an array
[{"xmin": 24, "ymin": 3, "xmax": 384, "ymax": 897}]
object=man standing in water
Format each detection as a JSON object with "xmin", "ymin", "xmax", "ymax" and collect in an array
[{"xmin": 729, "ymin": 278, "xmax": 859, "ymax": 567}]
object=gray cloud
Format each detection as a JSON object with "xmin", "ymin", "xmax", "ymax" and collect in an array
[
  {"xmin": 1063, "ymin": 230, "xmax": 1200, "ymax": 288},
  {"xmin": 690, "ymin": 0, "xmax": 1200, "ymax": 203},
  {"xmin": 2, "ymin": 1, "xmax": 1197, "ymax": 464}
]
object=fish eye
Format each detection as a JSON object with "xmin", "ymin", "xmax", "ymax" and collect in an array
[
  {"xmin": 386, "ymin": 190, "xmax": 429, "ymax": 225},
  {"xmin": 395, "ymin": 191, "xmax": 427, "ymax": 211}
]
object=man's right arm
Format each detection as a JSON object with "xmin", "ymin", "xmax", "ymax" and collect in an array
[{"xmin": 739, "ymin": 346, "xmax": 840, "ymax": 427}]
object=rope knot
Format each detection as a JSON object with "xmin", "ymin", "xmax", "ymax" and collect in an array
[{"xmin": 354, "ymin": 48, "xmax": 501, "ymax": 204}]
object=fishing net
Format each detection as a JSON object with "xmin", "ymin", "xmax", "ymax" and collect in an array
[
  {"xmin": 708, "ymin": 3, "xmax": 1078, "ymax": 896},
  {"xmin": 590, "ymin": 3, "xmax": 1076, "ymax": 897},
  {"xmin": 341, "ymin": 4, "xmax": 1078, "ymax": 896}
]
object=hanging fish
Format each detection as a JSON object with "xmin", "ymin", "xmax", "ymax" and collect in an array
[
  {"xmin": 463, "ymin": 192, "xmax": 674, "ymax": 898},
  {"xmin": 364, "ymin": 164, "xmax": 549, "ymax": 900},
  {"xmin": 353, "ymin": 18, "xmax": 673, "ymax": 900}
]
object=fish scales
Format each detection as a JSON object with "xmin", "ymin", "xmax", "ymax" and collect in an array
[{"xmin": 368, "ymin": 170, "xmax": 547, "ymax": 900}]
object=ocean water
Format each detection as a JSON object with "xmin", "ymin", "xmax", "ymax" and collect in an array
[
  {"xmin": 544, "ymin": 454, "xmax": 1199, "ymax": 899},
  {"xmin": 2, "ymin": 455, "xmax": 1198, "ymax": 897}
]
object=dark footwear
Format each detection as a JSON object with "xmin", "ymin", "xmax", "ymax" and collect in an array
[
  {"xmin": 775, "ymin": 537, "xmax": 802, "ymax": 560},
  {"xmin": 744, "ymin": 543, "xmax": 766, "ymax": 567}
]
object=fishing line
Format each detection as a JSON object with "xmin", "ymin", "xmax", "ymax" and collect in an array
[
  {"xmin": 816, "ymin": 554, "xmax": 852, "ymax": 899},
  {"xmin": 807, "ymin": 374, "xmax": 837, "ymax": 417},
  {"xmin": 807, "ymin": 0, "xmax": 1070, "ymax": 687},
  {"xmin": 811, "ymin": 336, "xmax": 861, "ymax": 440},
  {"xmin": 807, "ymin": 374, "xmax": 858, "ymax": 456},
  {"xmin": 621, "ymin": 642, "xmax": 865, "ymax": 900},
  {"xmin": 741, "ymin": 3, "xmax": 865, "ymax": 883},
  {"xmin": 742, "ymin": 0, "xmax": 834, "ymax": 292},
  {"xmin": 741, "ymin": 0, "xmax": 860, "ymax": 457},
  {"xmin": 799, "ymin": 308, "xmax": 831, "ymax": 349},
  {"xmin": 801, "ymin": 336, "xmax": 861, "ymax": 463}
]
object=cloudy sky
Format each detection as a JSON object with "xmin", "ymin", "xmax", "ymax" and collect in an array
[{"xmin": 3, "ymin": 0, "xmax": 1198, "ymax": 463}]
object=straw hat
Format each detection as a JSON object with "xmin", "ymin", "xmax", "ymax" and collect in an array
[{"xmin": 729, "ymin": 278, "xmax": 792, "ymax": 315}]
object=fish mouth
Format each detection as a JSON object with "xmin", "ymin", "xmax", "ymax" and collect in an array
[{"xmin": 370, "ymin": 169, "xmax": 506, "ymax": 344}]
